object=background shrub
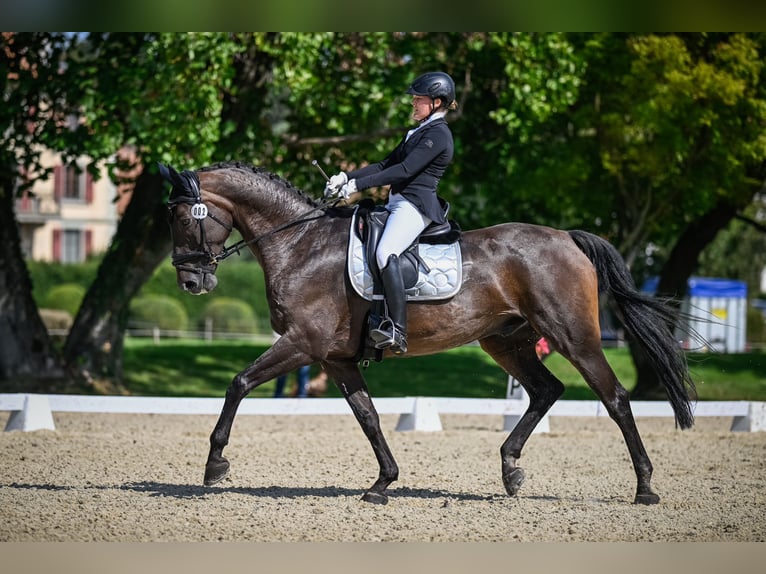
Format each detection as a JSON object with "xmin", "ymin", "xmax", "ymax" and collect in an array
[
  {"xmin": 29, "ymin": 256, "xmax": 272, "ymax": 334},
  {"xmin": 747, "ymin": 305, "xmax": 766, "ymax": 345},
  {"xmin": 43, "ymin": 283, "xmax": 86, "ymax": 316},
  {"xmin": 129, "ymin": 295, "xmax": 189, "ymax": 331},
  {"xmin": 201, "ymin": 297, "xmax": 257, "ymax": 333},
  {"xmin": 28, "ymin": 259, "xmax": 99, "ymax": 306}
]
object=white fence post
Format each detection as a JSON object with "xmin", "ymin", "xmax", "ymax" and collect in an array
[
  {"xmin": 3, "ymin": 394, "xmax": 56, "ymax": 432},
  {"xmin": 395, "ymin": 397, "xmax": 442, "ymax": 431},
  {"xmin": 730, "ymin": 401, "xmax": 766, "ymax": 432}
]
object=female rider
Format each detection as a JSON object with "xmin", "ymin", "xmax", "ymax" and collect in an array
[{"xmin": 326, "ymin": 71, "xmax": 458, "ymax": 354}]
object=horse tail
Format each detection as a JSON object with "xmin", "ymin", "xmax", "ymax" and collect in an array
[{"xmin": 568, "ymin": 230, "xmax": 695, "ymax": 429}]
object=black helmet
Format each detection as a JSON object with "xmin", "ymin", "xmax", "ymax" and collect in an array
[{"xmin": 406, "ymin": 71, "xmax": 456, "ymax": 107}]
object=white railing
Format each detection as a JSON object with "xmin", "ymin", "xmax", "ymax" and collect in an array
[{"xmin": 1, "ymin": 393, "xmax": 764, "ymax": 433}]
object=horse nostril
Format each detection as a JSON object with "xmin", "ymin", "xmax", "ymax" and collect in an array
[{"xmin": 183, "ymin": 279, "xmax": 199, "ymax": 292}]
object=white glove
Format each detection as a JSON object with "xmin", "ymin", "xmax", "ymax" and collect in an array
[
  {"xmin": 339, "ymin": 178, "xmax": 357, "ymax": 199},
  {"xmin": 324, "ymin": 172, "xmax": 348, "ymax": 197}
]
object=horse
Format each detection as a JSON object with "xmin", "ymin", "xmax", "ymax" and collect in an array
[{"xmin": 160, "ymin": 161, "xmax": 696, "ymax": 506}]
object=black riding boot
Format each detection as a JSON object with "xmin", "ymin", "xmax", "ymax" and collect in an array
[{"xmin": 369, "ymin": 254, "xmax": 408, "ymax": 354}]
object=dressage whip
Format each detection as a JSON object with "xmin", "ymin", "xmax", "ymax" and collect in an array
[{"xmin": 311, "ymin": 159, "xmax": 331, "ymax": 182}]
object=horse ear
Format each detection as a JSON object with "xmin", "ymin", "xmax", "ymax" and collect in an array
[{"xmin": 158, "ymin": 162, "xmax": 180, "ymax": 185}]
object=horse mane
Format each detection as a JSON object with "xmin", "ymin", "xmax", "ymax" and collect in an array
[{"xmin": 197, "ymin": 161, "xmax": 320, "ymax": 207}]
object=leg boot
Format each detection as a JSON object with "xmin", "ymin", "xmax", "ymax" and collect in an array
[{"xmin": 369, "ymin": 254, "xmax": 408, "ymax": 354}]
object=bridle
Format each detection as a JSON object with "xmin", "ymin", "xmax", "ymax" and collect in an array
[
  {"xmin": 167, "ymin": 170, "xmax": 234, "ymax": 275},
  {"xmin": 167, "ymin": 169, "xmax": 341, "ymax": 273}
]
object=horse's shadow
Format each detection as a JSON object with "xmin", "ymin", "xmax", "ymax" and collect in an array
[
  {"xmin": 4, "ymin": 481, "xmax": 625, "ymax": 504},
  {"xmin": 120, "ymin": 480, "xmax": 497, "ymax": 502},
  {"xmin": 2, "ymin": 480, "xmax": 498, "ymax": 502}
]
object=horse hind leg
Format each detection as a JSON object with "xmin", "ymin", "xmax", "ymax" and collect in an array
[
  {"xmin": 479, "ymin": 334, "xmax": 565, "ymax": 498},
  {"xmin": 563, "ymin": 340, "xmax": 659, "ymax": 505}
]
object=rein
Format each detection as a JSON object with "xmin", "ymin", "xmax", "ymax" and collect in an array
[
  {"xmin": 210, "ymin": 196, "xmax": 341, "ymax": 265},
  {"xmin": 169, "ymin": 169, "xmax": 341, "ymax": 271}
]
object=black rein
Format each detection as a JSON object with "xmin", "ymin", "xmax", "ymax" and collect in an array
[{"xmin": 168, "ymin": 171, "xmax": 341, "ymax": 271}]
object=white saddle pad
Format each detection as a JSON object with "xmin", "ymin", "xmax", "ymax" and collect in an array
[{"xmin": 347, "ymin": 210, "xmax": 463, "ymax": 302}]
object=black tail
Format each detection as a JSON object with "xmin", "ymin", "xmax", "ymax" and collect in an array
[{"xmin": 568, "ymin": 230, "xmax": 695, "ymax": 429}]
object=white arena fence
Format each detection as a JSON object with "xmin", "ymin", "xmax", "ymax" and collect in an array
[{"xmin": 1, "ymin": 392, "xmax": 764, "ymax": 433}]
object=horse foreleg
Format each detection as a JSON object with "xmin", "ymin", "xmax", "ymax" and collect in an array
[
  {"xmin": 322, "ymin": 360, "xmax": 399, "ymax": 505},
  {"xmin": 204, "ymin": 367, "xmax": 256, "ymax": 486},
  {"xmin": 480, "ymin": 335, "xmax": 564, "ymax": 498},
  {"xmin": 205, "ymin": 344, "xmax": 312, "ymax": 487}
]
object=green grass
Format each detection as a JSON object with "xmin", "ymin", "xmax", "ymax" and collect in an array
[{"xmin": 122, "ymin": 338, "xmax": 766, "ymax": 401}]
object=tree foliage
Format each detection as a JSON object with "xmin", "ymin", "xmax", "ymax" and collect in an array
[{"xmin": 3, "ymin": 32, "xmax": 766, "ymax": 393}]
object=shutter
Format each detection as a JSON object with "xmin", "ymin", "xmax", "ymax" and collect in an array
[
  {"xmin": 54, "ymin": 165, "xmax": 63, "ymax": 201},
  {"xmin": 85, "ymin": 172, "xmax": 94, "ymax": 204},
  {"xmin": 85, "ymin": 229, "xmax": 93, "ymax": 258},
  {"xmin": 53, "ymin": 229, "xmax": 62, "ymax": 262}
]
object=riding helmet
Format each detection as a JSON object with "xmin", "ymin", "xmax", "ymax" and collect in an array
[{"xmin": 406, "ymin": 71, "xmax": 456, "ymax": 107}]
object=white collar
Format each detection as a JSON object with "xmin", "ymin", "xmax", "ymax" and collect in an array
[{"xmin": 406, "ymin": 111, "xmax": 447, "ymax": 141}]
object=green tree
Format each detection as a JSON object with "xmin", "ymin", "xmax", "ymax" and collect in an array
[
  {"xmin": 4, "ymin": 32, "xmax": 765, "ymax": 396},
  {"xmin": 1, "ymin": 33, "xmax": 75, "ymax": 387},
  {"xmin": 59, "ymin": 33, "xmax": 242, "ymax": 386}
]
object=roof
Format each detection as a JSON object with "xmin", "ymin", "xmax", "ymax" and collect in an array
[{"xmin": 641, "ymin": 276, "xmax": 747, "ymax": 299}]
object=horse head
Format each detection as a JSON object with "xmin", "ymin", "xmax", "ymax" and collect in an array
[{"xmin": 160, "ymin": 163, "xmax": 233, "ymax": 295}]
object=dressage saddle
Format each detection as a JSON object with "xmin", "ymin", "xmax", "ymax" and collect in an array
[{"xmin": 354, "ymin": 198, "xmax": 462, "ymax": 364}]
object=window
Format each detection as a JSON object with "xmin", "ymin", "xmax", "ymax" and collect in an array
[
  {"xmin": 63, "ymin": 166, "xmax": 82, "ymax": 200},
  {"xmin": 53, "ymin": 228, "xmax": 93, "ymax": 263},
  {"xmin": 62, "ymin": 230, "xmax": 82, "ymax": 263},
  {"xmin": 54, "ymin": 163, "xmax": 93, "ymax": 203}
]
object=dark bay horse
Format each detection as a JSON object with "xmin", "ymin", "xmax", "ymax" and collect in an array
[{"xmin": 161, "ymin": 161, "xmax": 696, "ymax": 505}]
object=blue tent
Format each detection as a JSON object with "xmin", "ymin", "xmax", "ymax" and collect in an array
[
  {"xmin": 641, "ymin": 276, "xmax": 747, "ymax": 298},
  {"xmin": 641, "ymin": 276, "xmax": 747, "ymax": 352}
]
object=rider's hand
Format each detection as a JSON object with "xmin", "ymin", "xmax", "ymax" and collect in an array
[
  {"xmin": 339, "ymin": 178, "xmax": 357, "ymax": 199},
  {"xmin": 324, "ymin": 172, "xmax": 348, "ymax": 197}
]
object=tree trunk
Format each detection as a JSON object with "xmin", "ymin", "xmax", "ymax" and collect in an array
[
  {"xmin": 61, "ymin": 166, "xmax": 170, "ymax": 392},
  {"xmin": 630, "ymin": 199, "xmax": 739, "ymax": 398},
  {"xmin": 0, "ymin": 166, "xmax": 66, "ymax": 391}
]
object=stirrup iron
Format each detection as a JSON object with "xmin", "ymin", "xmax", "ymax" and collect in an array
[{"xmin": 369, "ymin": 319, "xmax": 407, "ymax": 354}]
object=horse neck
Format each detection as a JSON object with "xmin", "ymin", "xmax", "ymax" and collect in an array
[
  {"xmin": 203, "ymin": 168, "xmax": 315, "ymax": 237},
  {"xmin": 202, "ymin": 168, "xmax": 323, "ymax": 269}
]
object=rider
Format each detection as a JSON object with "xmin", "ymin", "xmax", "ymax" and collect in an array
[{"xmin": 325, "ymin": 71, "xmax": 458, "ymax": 354}]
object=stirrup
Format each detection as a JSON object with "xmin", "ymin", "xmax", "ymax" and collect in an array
[{"xmin": 370, "ymin": 319, "xmax": 407, "ymax": 354}]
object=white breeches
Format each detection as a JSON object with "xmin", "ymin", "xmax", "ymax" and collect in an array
[{"xmin": 376, "ymin": 193, "xmax": 432, "ymax": 270}]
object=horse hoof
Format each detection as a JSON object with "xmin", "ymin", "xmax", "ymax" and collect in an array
[
  {"xmin": 503, "ymin": 468, "xmax": 526, "ymax": 496},
  {"xmin": 634, "ymin": 492, "xmax": 660, "ymax": 505},
  {"xmin": 203, "ymin": 459, "xmax": 230, "ymax": 486},
  {"xmin": 361, "ymin": 491, "xmax": 389, "ymax": 505}
]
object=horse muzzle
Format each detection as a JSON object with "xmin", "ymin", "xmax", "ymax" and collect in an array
[{"xmin": 177, "ymin": 267, "xmax": 218, "ymax": 295}]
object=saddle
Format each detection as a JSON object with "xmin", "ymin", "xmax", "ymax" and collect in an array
[{"xmin": 347, "ymin": 199, "xmax": 463, "ymax": 364}]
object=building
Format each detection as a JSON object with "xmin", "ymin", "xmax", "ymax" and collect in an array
[{"xmin": 15, "ymin": 150, "xmax": 120, "ymax": 263}]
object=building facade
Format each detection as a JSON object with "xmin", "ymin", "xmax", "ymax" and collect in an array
[{"xmin": 15, "ymin": 150, "xmax": 119, "ymax": 263}]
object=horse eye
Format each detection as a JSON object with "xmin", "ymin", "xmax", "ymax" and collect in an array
[{"xmin": 181, "ymin": 217, "xmax": 192, "ymax": 227}]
